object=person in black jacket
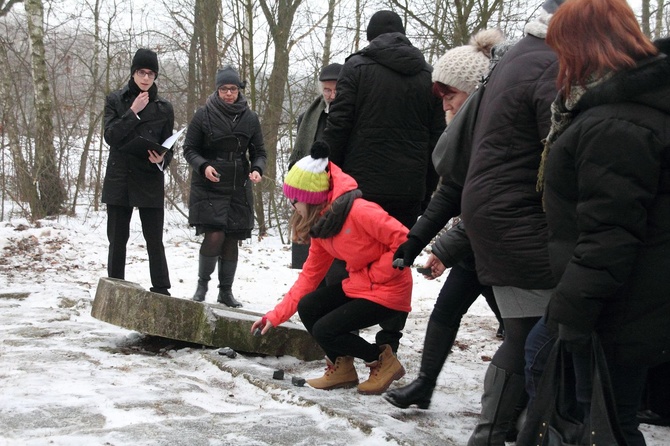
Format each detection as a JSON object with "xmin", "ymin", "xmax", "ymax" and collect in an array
[
  {"xmin": 183, "ymin": 65, "xmax": 266, "ymax": 307},
  {"xmin": 102, "ymin": 48, "xmax": 174, "ymax": 296},
  {"xmin": 521, "ymin": 1, "xmax": 670, "ymax": 444},
  {"xmin": 384, "ymin": 29, "xmax": 505, "ymax": 411},
  {"xmin": 460, "ymin": 1, "xmax": 562, "ymax": 443},
  {"xmin": 321, "ymin": 10, "xmax": 445, "ymax": 353}
]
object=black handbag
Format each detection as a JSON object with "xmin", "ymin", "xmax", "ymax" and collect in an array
[{"xmin": 518, "ymin": 334, "xmax": 628, "ymax": 446}]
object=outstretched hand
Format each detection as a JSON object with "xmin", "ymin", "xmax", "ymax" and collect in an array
[
  {"xmin": 392, "ymin": 237, "xmax": 425, "ymax": 269},
  {"xmin": 251, "ymin": 316, "xmax": 273, "ymax": 336}
]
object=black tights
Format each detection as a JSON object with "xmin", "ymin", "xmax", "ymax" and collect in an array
[
  {"xmin": 199, "ymin": 231, "xmax": 238, "ymax": 261},
  {"xmin": 491, "ymin": 316, "xmax": 540, "ymax": 375}
]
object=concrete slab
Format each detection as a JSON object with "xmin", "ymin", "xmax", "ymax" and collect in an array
[{"xmin": 91, "ymin": 277, "xmax": 324, "ymax": 361}]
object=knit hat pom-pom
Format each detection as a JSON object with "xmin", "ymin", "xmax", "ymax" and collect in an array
[{"xmin": 310, "ymin": 141, "xmax": 330, "ymax": 160}]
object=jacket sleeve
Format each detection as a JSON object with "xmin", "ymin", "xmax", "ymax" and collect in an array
[
  {"xmin": 546, "ymin": 119, "xmax": 661, "ymax": 332},
  {"xmin": 408, "ymin": 180, "xmax": 462, "ymax": 246},
  {"xmin": 431, "ymin": 220, "xmax": 472, "ymax": 269},
  {"xmin": 182, "ymin": 108, "xmax": 209, "ymax": 174},
  {"xmin": 103, "ymin": 92, "xmax": 141, "ymax": 148},
  {"xmin": 423, "ymin": 98, "xmax": 446, "ymax": 209},
  {"xmin": 264, "ymin": 240, "xmax": 334, "ymax": 327},
  {"xmin": 323, "ymin": 60, "xmax": 358, "ymax": 166},
  {"xmin": 248, "ymin": 112, "xmax": 267, "ymax": 176},
  {"xmin": 160, "ymin": 100, "xmax": 175, "ymax": 167}
]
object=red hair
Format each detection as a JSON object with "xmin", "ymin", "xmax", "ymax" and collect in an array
[
  {"xmin": 432, "ymin": 82, "xmax": 460, "ymax": 98},
  {"xmin": 547, "ymin": 0, "xmax": 657, "ymax": 95}
]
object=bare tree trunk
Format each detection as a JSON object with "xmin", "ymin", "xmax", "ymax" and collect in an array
[
  {"xmin": 322, "ymin": 0, "xmax": 336, "ymax": 65},
  {"xmin": 642, "ymin": 0, "xmax": 652, "ymax": 36},
  {"xmin": 25, "ymin": 0, "xmax": 67, "ymax": 219},
  {"xmin": 654, "ymin": 0, "xmax": 666, "ymax": 38}
]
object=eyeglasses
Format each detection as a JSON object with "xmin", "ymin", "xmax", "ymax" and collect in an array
[
  {"xmin": 323, "ymin": 88, "xmax": 335, "ymax": 96},
  {"xmin": 290, "ymin": 198, "xmax": 298, "ymax": 209},
  {"xmin": 218, "ymin": 86, "xmax": 239, "ymax": 93},
  {"xmin": 135, "ymin": 69, "xmax": 156, "ymax": 79}
]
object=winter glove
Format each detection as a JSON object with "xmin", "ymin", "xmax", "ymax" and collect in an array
[{"xmin": 392, "ymin": 236, "xmax": 425, "ymax": 269}]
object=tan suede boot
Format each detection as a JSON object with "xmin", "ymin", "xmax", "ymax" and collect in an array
[
  {"xmin": 358, "ymin": 344, "xmax": 406, "ymax": 395},
  {"xmin": 306, "ymin": 356, "xmax": 359, "ymax": 390}
]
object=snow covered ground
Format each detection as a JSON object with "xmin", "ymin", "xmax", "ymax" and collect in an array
[{"xmin": 0, "ymin": 210, "xmax": 667, "ymax": 445}]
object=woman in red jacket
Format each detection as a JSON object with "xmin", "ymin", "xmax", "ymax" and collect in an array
[{"xmin": 251, "ymin": 141, "xmax": 410, "ymax": 395}]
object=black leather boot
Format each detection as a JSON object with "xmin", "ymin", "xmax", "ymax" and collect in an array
[
  {"xmin": 217, "ymin": 259, "xmax": 242, "ymax": 308},
  {"xmin": 383, "ymin": 319, "xmax": 456, "ymax": 409},
  {"xmin": 193, "ymin": 254, "xmax": 218, "ymax": 302},
  {"xmin": 467, "ymin": 364, "xmax": 526, "ymax": 446}
]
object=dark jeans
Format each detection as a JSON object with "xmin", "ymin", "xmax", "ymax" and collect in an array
[
  {"xmin": 524, "ymin": 317, "xmax": 649, "ymax": 446},
  {"xmin": 297, "ymin": 283, "xmax": 405, "ymax": 363},
  {"xmin": 325, "ymin": 258, "xmax": 406, "ymax": 352},
  {"xmin": 107, "ymin": 205, "xmax": 170, "ymax": 292},
  {"xmin": 432, "ymin": 264, "xmax": 501, "ymax": 333}
]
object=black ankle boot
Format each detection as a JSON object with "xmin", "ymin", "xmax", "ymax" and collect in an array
[
  {"xmin": 383, "ymin": 318, "xmax": 457, "ymax": 409},
  {"xmin": 217, "ymin": 288, "xmax": 242, "ymax": 308},
  {"xmin": 383, "ymin": 373, "xmax": 435, "ymax": 409}
]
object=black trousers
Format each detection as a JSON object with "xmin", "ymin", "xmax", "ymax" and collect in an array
[
  {"xmin": 297, "ymin": 283, "xmax": 406, "ymax": 363},
  {"xmin": 107, "ymin": 205, "xmax": 170, "ymax": 292}
]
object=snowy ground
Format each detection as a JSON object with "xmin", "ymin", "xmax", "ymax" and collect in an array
[{"xmin": 0, "ymin": 210, "xmax": 667, "ymax": 445}]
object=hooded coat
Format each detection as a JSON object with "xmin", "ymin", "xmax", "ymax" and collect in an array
[
  {"xmin": 183, "ymin": 94, "xmax": 266, "ymax": 234},
  {"xmin": 265, "ymin": 163, "xmax": 413, "ymax": 328},
  {"xmin": 102, "ymin": 83, "xmax": 174, "ymax": 208},
  {"xmin": 461, "ymin": 34, "xmax": 559, "ymax": 289},
  {"xmin": 544, "ymin": 41, "xmax": 670, "ymax": 366},
  {"xmin": 323, "ymin": 32, "xmax": 444, "ymax": 208}
]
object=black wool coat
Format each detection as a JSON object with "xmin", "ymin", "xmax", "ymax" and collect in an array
[
  {"xmin": 323, "ymin": 32, "xmax": 445, "ymax": 207},
  {"xmin": 183, "ymin": 98, "xmax": 266, "ymax": 233},
  {"xmin": 461, "ymin": 35, "xmax": 559, "ymax": 289},
  {"xmin": 102, "ymin": 84, "xmax": 174, "ymax": 208},
  {"xmin": 544, "ymin": 42, "xmax": 670, "ymax": 366}
]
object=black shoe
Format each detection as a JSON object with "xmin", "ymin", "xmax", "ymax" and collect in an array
[
  {"xmin": 496, "ymin": 323, "xmax": 505, "ymax": 339},
  {"xmin": 192, "ymin": 281, "xmax": 207, "ymax": 302},
  {"xmin": 637, "ymin": 409, "xmax": 670, "ymax": 426},
  {"xmin": 217, "ymin": 289, "xmax": 242, "ymax": 308},
  {"xmin": 150, "ymin": 287, "xmax": 171, "ymax": 296}
]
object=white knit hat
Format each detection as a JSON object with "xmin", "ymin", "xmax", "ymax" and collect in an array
[{"xmin": 432, "ymin": 29, "xmax": 505, "ymax": 95}]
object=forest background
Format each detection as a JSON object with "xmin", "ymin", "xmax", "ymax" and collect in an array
[{"xmin": 0, "ymin": 0, "xmax": 668, "ymax": 237}]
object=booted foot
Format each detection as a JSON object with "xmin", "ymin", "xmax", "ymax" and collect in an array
[
  {"xmin": 150, "ymin": 287, "xmax": 171, "ymax": 296},
  {"xmin": 217, "ymin": 289, "xmax": 242, "ymax": 308},
  {"xmin": 358, "ymin": 345, "xmax": 405, "ymax": 395},
  {"xmin": 383, "ymin": 373, "xmax": 435, "ymax": 409},
  {"xmin": 192, "ymin": 281, "xmax": 207, "ymax": 302},
  {"xmin": 307, "ymin": 356, "xmax": 359, "ymax": 390}
]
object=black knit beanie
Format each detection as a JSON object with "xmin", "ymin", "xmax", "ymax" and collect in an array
[
  {"xmin": 130, "ymin": 48, "xmax": 159, "ymax": 77},
  {"xmin": 366, "ymin": 10, "xmax": 405, "ymax": 41},
  {"xmin": 216, "ymin": 65, "xmax": 243, "ymax": 88}
]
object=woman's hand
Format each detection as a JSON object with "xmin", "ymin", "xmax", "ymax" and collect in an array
[
  {"xmin": 249, "ymin": 171, "xmax": 262, "ymax": 184},
  {"xmin": 148, "ymin": 150, "xmax": 165, "ymax": 164},
  {"xmin": 251, "ymin": 316, "xmax": 273, "ymax": 335},
  {"xmin": 423, "ymin": 254, "xmax": 446, "ymax": 279},
  {"xmin": 204, "ymin": 165, "xmax": 220, "ymax": 182}
]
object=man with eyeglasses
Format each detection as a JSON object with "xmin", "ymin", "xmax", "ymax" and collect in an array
[
  {"xmin": 102, "ymin": 48, "xmax": 174, "ymax": 296},
  {"xmin": 288, "ymin": 62, "xmax": 342, "ymax": 270}
]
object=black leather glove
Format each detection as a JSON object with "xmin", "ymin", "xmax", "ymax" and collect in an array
[{"xmin": 392, "ymin": 236, "xmax": 425, "ymax": 269}]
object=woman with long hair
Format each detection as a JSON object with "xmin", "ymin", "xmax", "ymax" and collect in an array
[
  {"xmin": 523, "ymin": 0, "xmax": 670, "ymax": 444},
  {"xmin": 251, "ymin": 142, "xmax": 410, "ymax": 395}
]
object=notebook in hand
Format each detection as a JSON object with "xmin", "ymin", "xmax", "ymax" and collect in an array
[{"xmin": 118, "ymin": 128, "xmax": 185, "ymax": 157}]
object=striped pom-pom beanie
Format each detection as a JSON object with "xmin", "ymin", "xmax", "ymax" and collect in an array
[{"xmin": 283, "ymin": 141, "xmax": 331, "ymax": 204}]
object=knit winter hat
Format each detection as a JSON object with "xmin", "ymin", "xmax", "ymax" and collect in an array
[
  {"xmin": 283, "ymin": 141, "xmax": 331, "ymax": 205},
  {"xmin": 216, "ymin": 65, "xmax": 243, "ymax": 88},
  {"xmin": 542, "ymin": 0, "xmax": 566, "ymax": 13},
  {"xmin": 432, "ymin": 29, "xmax": 504, "ymax": 95},
  {"xmin": 319, "ymin": 63, "xmax": 343, "ymax": 81},
  {"xmin": 131, "ymin": 48, "xmax": 159, "ymax": 76},
  {"xmin": 366, "ymin": 10, "xmax": 405, "ymax": 41}
]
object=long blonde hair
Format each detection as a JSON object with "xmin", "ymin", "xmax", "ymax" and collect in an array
[{"xmin": 290, "ymin": 203, "xmax": 326, "ymax": 243}]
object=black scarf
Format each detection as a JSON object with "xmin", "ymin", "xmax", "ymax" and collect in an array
[
  {"xmin": 205, "ymin": 91, "xmax": 248, "ymax": 133},
  {"xmin": 128, "ymin": 78, "xmax": 158, "ymax": 101},
  {"xmin": 310, "ymin": 189, "xmax": 363, "ymax": 239}
]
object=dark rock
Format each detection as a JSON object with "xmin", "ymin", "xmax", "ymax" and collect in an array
[{"xmin": 272, "ymin": 369, "xmax": 284, "ymax": 380}]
